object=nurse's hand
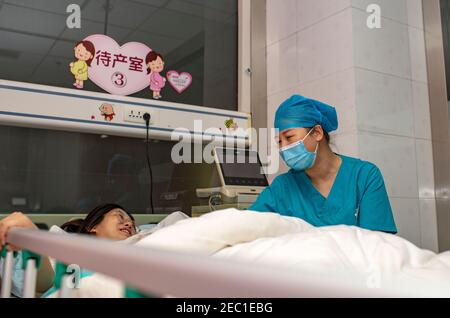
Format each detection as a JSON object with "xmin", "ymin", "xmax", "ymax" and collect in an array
[{"xmin": 0, "ymin": 212, "xmax": 38, "ymax": 251}]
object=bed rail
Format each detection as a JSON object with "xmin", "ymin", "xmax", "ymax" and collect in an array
[{"xmin": 0, "ymin": 228, "xmax": 418, "ymax": 298}]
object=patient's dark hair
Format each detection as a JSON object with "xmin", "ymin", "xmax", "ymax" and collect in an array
[{"xmin": 60, "ymin": 203, "xmax": 134, "ymax": 234}]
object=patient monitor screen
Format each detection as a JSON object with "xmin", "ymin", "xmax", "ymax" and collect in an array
[{"xmin": 215, "ymin": 148, "xmax": 269, "ymax": 187}]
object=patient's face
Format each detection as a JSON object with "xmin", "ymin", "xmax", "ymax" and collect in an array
[{"xmin": 91, "ymin": 208, "xmax": 136, "ymax": 240}]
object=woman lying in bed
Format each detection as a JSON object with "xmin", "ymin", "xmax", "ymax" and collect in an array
[{"xmin": 0, "ymin": 203, "xmax": 136, "ymax": 297}]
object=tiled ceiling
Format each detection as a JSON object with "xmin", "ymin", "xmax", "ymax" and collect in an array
[{"xmin": 0, "ymin": 0, "xmax": 236, "ymax": 83}]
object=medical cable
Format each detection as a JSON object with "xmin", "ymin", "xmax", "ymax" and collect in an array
[{"xmin": 143, "ymin": 113, "xmax": 154, "ymax": 214}]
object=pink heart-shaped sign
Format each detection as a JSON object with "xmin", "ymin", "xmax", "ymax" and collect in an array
[
  {"xmin": 167, "ymin": 71, "xmax": 192, "ymax": 94},
  {"xmin": 83, "ymin": 34, "xmax": 151, "ymax": 96}
]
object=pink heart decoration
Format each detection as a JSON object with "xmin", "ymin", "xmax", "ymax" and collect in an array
[
  {"xmin": 83, "ymin": 34, "xmax": 151, "ymax": 96},
  {"xmin": 167, "ymin": 71, "xmax": 193, "ymax": 94}
]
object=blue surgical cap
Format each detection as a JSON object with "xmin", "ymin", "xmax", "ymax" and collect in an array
[{"xmin": 274, "ymin": 94, "xmax": 338, "ymax": 133}]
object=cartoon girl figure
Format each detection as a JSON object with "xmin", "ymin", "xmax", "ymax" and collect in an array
[
  {"xmin": 145, "ymin": 51, "xmax": 166, "ymax": 99},
  {"xmin": 70, "ymin": 40, "xmax": 95, "ymax": 89},
  {"xmin": 99, "ymin": 103, "xmax": 115, "ymax": 121}
]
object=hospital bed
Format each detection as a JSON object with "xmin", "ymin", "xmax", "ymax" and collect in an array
[
  {"xmin": 0, "ymin": 227, "xmax": 403, "ymax": 298},
  {"xmin": 1, "ymin": 209, "xmax": 442, "ymax": 299}
]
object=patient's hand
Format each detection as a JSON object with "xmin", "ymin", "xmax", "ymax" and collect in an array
[
  {"xmin": 0, "ymin": 212, "xmax": 38, "ymax": 250},
  {"xmin": 0, "ymin": 213, "xmax": 54, "ymax": 292}
]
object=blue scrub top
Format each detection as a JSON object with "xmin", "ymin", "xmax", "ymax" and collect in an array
[{"xmin": 250, "ymin": 155, "xmax": 397, "ymax": 233}]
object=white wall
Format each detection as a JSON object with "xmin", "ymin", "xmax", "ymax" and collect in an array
[{"xmin": 266, "ymin": 0, "xmax": 438, "ymax": 251}]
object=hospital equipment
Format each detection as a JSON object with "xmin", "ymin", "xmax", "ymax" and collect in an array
[
  {"xmin": 196, "ymin": 147, "xmax": 268, "ymax": 206},
  {"xmin": 0, "ymin": 80, "xmax": 251, "ymax": 146},
  {"xmin": 0, "ymin": 79, "xmax": 252, "ymax": 215}
]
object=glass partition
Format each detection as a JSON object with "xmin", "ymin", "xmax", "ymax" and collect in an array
[
  {"xmin": 0, "ymin": 0, "xmax": 238, "ymax": 110},
  {"xmin": 0, "ymin": 125, "xmax": 221, "ymax": 214}
]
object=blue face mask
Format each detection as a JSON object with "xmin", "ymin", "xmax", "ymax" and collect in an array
[{"xmin": 280, "ymin": 129, "xmax": 319, "ymax": 171}]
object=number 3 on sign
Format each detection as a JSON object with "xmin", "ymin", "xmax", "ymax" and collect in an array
[{"xmin": 111, "ymin": 72, "xmax": 127, "ymax": 88}]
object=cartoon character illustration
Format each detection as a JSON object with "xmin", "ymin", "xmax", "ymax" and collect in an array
[
  {"xmin": 70, "ymin": 40, "xmax": 95, "ymax": 89},
  {"xmin": 99, "ymin": 103, "xmax": 115, "ymax": 121},
  {"xmin": 225, "ymin": 118, "xmax": 238, "ymax": 131},
  {"xmin": 145, "ymin": 51, "xmax": 166, "ymax": 99}
]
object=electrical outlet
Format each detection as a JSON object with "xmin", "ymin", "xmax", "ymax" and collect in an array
[{"xmin": 123, "ymin": 106, "xmax": 156, "ymax": 124}]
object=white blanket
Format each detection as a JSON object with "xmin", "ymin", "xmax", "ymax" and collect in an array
[{"xmin": 49, "ymin": 209, "xmax": 450, "ymax": 297}]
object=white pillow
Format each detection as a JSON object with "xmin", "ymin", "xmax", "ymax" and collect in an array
[{"xmin": 49, "ymin": 225, "xmax": 67, "ymax": 235}]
